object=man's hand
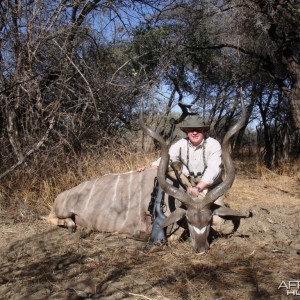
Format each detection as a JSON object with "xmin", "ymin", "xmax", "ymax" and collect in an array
[
  {"xmin": 188, "ymin": 186, "xmax": 201, "ymax": 196},
  {"xmin": 187, "ymin": 186, "xmax": 205, "ymax": 200},
  {"xmin": 137, "ymin": 165, "xmax": 158, "ymax": 172},
  {"xmin": 136, "ymin": 166, "xmax": 146, "ymax": 172}
]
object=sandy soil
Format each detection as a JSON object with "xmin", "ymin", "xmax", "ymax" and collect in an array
[{"xmin": 0, "ymin": 170, "xmax": 299, "ymax": 300}]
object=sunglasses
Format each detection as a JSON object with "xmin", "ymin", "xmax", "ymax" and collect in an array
[{"xmin": 185, "ymin": 128, "xmax": 206, "ymax": 133}]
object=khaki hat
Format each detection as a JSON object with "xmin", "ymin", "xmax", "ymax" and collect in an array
[{"xmin": 179, "ymin": 115, "xmax": 210, "ymax": 132}]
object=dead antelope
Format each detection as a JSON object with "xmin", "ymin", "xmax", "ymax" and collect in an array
[
  {"xmin": 140, "ymin": 102, "xmax": 251, "ymax": 253},
  {"xmin": 43, "ymin": 169, "xmax": 164, "ymax": 239}
]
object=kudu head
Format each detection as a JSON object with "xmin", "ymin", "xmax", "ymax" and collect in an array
[{"xmin": 140, "ymin": 100, "xmax": 250, "ymax": 253}]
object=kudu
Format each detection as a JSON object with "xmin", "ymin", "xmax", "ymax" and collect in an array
[
  {"xmin": 43, "ymin": 169, "xmax": 160, "ymax": 238},
  {"xmin": 140, "ymin": 102, "xmax": 251, "ymax": 253}
]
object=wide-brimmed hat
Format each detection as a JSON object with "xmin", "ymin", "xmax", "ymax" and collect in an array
[{"xmin": 179, "ymin": 115, "xmax": 210, "ymax": 132}]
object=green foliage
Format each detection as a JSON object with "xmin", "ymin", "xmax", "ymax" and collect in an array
[{"xmin": 129, "ymin": 25, "xmax": 174, "ymax": 78}]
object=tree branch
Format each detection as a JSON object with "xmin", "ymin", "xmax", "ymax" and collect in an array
[{"xmin": 0, "ymin": 117, "xmax": 55, "ymax": 180}]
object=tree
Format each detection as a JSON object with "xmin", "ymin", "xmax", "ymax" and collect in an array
[
  {"xmin": 151, "ymin": 0, "xmax": 300, "ymax": 162},
  {"xmin": 211, "ymin": 0, "xmax": 300, "ymax": 129},
  {"xmin": 0, "ymin": 0, "xmax": 167, "ymax": 178}
]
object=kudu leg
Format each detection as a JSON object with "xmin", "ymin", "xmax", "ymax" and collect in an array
[{"xmin": 46, "ymin": 212, "xmax": 76, "ymax": 232}]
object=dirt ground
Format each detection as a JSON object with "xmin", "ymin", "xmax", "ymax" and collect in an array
[{"xmin": 0, "ymin": 166, "xmax": 299, "ymax": 300}]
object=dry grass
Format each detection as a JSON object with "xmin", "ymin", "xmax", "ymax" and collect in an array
[
  {"xmin": 0, "ymin": 150, "xmax": 298, "ymax": 219},
  {"xmin": 0, "ymin": 151, "xmax": 299, "ymax": 299},
  {"xmin": 230, "ymin": 158, "xmax": 300, "ymax": 207},
  {"xmin": 1, "ymin": 150, "xmax": 299, "ymax": 215},
  {"xmin": 0, "ymin": 150, "xmax": 159, "ymax": 214}
]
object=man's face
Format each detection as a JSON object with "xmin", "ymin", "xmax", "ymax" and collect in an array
[{"xmin": 186, "ymin": 128, "xmax": 206, "ymax": 146}]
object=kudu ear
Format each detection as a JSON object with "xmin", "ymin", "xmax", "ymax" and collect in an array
[
  {"xmin": 212, "ymin": 205, "xmax": 251, "ymax": 218},
  {"xmin": 160, "ymin": 208, "xmax": 186, "ymax": 228}
]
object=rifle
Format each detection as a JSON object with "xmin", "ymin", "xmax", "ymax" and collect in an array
[{"xmin": 148, "ymin": 177, "xmax": 166, "ymax": 243}]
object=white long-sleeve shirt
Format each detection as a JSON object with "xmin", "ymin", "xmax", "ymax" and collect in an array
[{"xmin": 152, "ymin": 137, "xmax": 222, "ymax": 186}]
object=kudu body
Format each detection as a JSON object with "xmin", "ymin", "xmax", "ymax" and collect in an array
[
  {"xmin": 140, "ymin": 104, "xmax": 251, "ymax": 253},
  {"xmin": 45, "ymin": 169, "xmax": 158, "ymax": 237},
  {"xmin": 44, "ymin": 169, "xmax": 183, "ymax": 239}
]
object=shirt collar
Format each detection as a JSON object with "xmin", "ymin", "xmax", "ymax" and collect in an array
[{"xmin": 188, "ymin": 138, "xmax": 205, "ymax": 150}]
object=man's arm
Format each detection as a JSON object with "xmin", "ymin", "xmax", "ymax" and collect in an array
[{"xmin": 191, "ymin": 139, "xmax": 222, "ymax": 195}]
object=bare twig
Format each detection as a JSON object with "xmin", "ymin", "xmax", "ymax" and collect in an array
[
  {"xmin": 53, "ymin": 39, "xmax": 101, "ymax": 119},
  {"xmin": 108, "ymin": 55, "xmax": 144, "ymax": 87},
  {"xmin": 127, "ymin": 293, "xmax": 154, "ymax": 300},
  {"xmin": 0, "ymin": 117, "xmax": 55, "ymax": 180}
]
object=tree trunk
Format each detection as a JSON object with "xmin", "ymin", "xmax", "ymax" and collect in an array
[{"xmin": 285, "ymin": 59, "xmax": 300, "ymax": 130}]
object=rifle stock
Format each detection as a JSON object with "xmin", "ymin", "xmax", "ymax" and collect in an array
[{"xmin": 149, "ymin": 183, "xmax": 167, "ymax": 243}]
